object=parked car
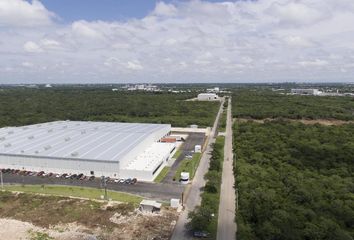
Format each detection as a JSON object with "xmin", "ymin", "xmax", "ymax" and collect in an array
[
  {"xmin": 114, "ymin": 179, "xmax": 120, "ymax": 183},
  {"xmin": 124, "ymin": 178, "xmax": 132, "ymax": 184},
  {"xmin": 37, "ymin": 171, "xmax": 45, "ymax": 176},
  {"xmin": 70, "ymin": 174, "xmax": 77, "ymax": 179},
  {"xmin": 55, "ymin": 174, "xmax": 61, "ymax": 178},
  {"xmin": 79, "ymin": 175, "xmax": 86, "ymax": 180},
  {"xmin": 193, "ymin": 231, "xmax": 209, "ymax": 238},
  {"xmin": 118, "ymin": 179, "xmax": 125, "ymax": 184},
  {"xmin": 131, "ymin": 178, "xmax": 137, "ymax": 184},
  {"xmin": 61, "ymin": 173, "xmax": 68, "ymax": 178},
  {"xmin": 88, "ymin": 176, "xmax": 95, "ymax": 181}
]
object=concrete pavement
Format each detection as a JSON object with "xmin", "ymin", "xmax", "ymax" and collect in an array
[
  {"xmin": 171, "ymin": 98, "xmax": 225, "ymax": 240},
  {"xmin": 217, "ymin": 98, "xmax": 237, "ymax": 240}
]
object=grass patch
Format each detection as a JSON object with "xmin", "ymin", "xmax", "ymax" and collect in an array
[
  {"xmin": 3, "ymin": 185, "xmax": 142, "ymax": 204},
  {"xmin": 154, "ymin": 166, "xmax": 171, "ymax": 183},
  {"xmin": 28, "ymin": 230, "xmax": 54, "ymax": 240},
  {"xmin": 172, "ymin": 149, "xmax": 182, "ymax": 159},
  {"xmin": 173, "ymin": 153, "xmax": 202, "ymax": 181},
  {"xmin": 218, "ymin": 111, "xmax": 227, "ymax": 132}
]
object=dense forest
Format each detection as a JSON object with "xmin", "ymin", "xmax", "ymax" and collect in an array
[
  {"xmin": 0, "ymin": 89, "xmax": 219, "ymax": 127},
  {"xmin": 234, "ymin": 120, "xmax": 354, "ymax": 240},
  {"xmin": 232, "ymin": 90, "xmax": 354, "ymax": 120}
]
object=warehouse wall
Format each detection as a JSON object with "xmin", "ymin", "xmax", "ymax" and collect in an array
[{"xmin": 0, "ymin": 154, "xmax": 120, "ymax": 177}]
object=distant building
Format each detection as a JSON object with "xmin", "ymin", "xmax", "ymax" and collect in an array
[
  {"xmin": 125, "ymin": 84, "xmax": 160, "ymax": 92},
  {"xmin": 45, "ymin": 84, "xmax": 52, "ymax": 88},
  {"xmin": 197, "ymin": 93, "xmax": 219, "ymax": 101},
  {"xmin": 290, "ymin": 89, "xmax": 322, "ymax": 96},
  {"xmin": 207, "ymin": 87, "xmax": 220, "ymax": 93}
]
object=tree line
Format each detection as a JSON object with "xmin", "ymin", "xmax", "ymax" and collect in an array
[
  {"xmin": 232, "ymin": 90, "xmax": 354, "ymax": 120},
  {"xmin": 0, "ymin": 88, "xmax": 219, "ymax": 128}
]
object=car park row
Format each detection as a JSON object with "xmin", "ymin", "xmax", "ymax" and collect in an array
[{"xmin": 0, "ymin": 168, "xmax": 137, "ymax": 185}]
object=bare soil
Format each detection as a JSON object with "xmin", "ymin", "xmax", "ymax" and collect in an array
[{"xmin": 0, "ymin": 191, "xmax": 178, "ymax": 240}]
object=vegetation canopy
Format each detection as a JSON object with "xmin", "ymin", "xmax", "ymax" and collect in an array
[
  {"xmin": 234, "ymin": 121, "xmax": 354, "ymax": 240},
  {"xmin": 0, "ymin": 88, "xmax": 219, "ymax": 128}
]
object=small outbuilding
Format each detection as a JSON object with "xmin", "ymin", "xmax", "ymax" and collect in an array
[
  {"xmin": 170, "ymin": 198, "xmax": 181, "ymax": 208},
  {"xmin": 139, "ymin": 200, "xmax": 162, "ymax": 213},
  {"xmin": 195, "ymin": 145, "xmax": 202, "ymax": 153}
]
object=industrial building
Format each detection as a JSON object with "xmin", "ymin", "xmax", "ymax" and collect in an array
[
  {"xmin": 197, "ymin": 93, "xmax": 219, "ymax": 101},
  {"xmin": 0, "ymin": 121, "xmax": 175, "ymax": 181},
  {"xmin": 290, "ymin": 89, "xmax": 322, "ymax": 96}
]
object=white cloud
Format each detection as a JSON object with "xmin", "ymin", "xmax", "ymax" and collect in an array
[
  {"xmin": 267, "ymin": 1, "xmax": 328, "ymax": 26},
  {"xmin": 284, "ymin": 36, "xmax": 313, "ymax": 47},
  {"xmin": 71, "ymin": 21, "xmax": 105, "ymax": 40},
  {"xmin": 298, "ymin": 59, "xmax": 329, "ymax": 67},
  {"xmin": 23, "ymin": 41, "xmax": 42, "ymax": 53},
  {"xmin": 0, "ymin": 0, "xmax": 54, "ymax": 27},
  {"xmin": 40, "ymin": 38, "xmax": 61, "ymax": 50},
  {"xmin": 126, "ymin": 61, "xmax": 143, "ymax": 70},
  {"xmin": 1, "ymin": 0, "xmax": 354, "ymax": 83},
  {"xmin": 152, "ymin": 2, "xmax": 178, "ymax": 17},
  {"xmin": 21, "ymin": 61, "xmax": 34, "ymax": 67}
]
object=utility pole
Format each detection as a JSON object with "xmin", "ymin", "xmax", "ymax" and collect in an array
[
  {"xmin": 1, "ymin": 170, "xmax": 3, "ymax": 190},
  {"xmin": 101, "ymin": 176, "xmax": 108, "ymax": 200}
]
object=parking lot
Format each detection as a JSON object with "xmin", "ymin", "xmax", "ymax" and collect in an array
[
  {"xmin": 1, "ymin": 169, "xmax": 185, "ymax": 201},
  {"xmin": 162, "ymin": 132, "xmax": 206, "ymax": 184}
]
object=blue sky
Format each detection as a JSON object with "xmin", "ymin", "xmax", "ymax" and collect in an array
[
  {"xmin": 39, "ymin": 0, "xmax": 230, "ymax": 22},
  {"xmin": 1, "ymin": 0, "xmax": 354, "ymax": 83}
]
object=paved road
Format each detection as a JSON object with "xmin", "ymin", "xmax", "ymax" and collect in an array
[
  {"xmin": 217, "ymin": 98, "xmax": 237, "ymax": 240},
  {"xmin": 171, "ymin": 98, "xmax": 225, "ymax": 240},
  {"xmin": 2, "ymin": 173, "xmax": 184, "ymax": 201},
  {"xmin": 163, "ymin": 133, "xmax": 206, "ymax": 184}
]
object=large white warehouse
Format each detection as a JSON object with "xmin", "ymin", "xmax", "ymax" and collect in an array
[
  {"xmin": 0, "ymin": 121, "xmax": 175, "ymax": 181},
  {"xmin": 197, "ymin": 93, "xmax": 219, "ymax": 101}
]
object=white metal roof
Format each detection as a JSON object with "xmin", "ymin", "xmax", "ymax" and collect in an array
[
  {"xmin": 0, "ymin": 121, "xmax": 170, "ymax": 162},
  {"xmin": 140, "ymin": 200, "xmax": 162, "ymax": 208},
  {"xmin": 124, "ymin": 142, "xmax": 175, "ymax": 171}
]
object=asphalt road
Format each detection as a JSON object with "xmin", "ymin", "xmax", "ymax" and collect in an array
[
  {"xmin": 171, "ymin": 98, "xmax": 225, "ymax": 240},
  {"xmin": 217, "ymin": 98, "xmax": 237, "ymax": 240},
  {"xmin": 1, "ymin": 173, "xmax": 184, "ymax": 201},
  {"xmin": 163, "ymin": 133, "xmax": 206, "ymax": 184}
]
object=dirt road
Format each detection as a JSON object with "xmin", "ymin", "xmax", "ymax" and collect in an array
[{"xmin": 217, "ymin": 97, "xmax": 237, "ymax": 240}]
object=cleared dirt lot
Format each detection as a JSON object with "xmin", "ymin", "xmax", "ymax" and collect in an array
[
  {"xmin": 236, "ymin": 118, "xmax": 354, "ymax": 125},
  {"xmin": 0, "ymin": 191, "xmax": 178, "ymax": 240}
]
